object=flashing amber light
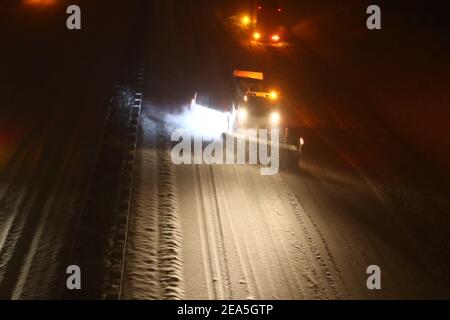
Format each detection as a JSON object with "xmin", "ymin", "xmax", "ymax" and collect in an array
[
  {"xmin": 270, "ymin": 91, "xmax": 279, "ymax": 100},
  {"xmin": 241, "ymin": 15, "xmax": 250, "ymax": 26},
  {"xmin": 253, "ymin": 32, "xmax": 261, "ymax": 40}
]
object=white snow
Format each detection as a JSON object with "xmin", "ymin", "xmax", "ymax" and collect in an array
[{"xmin": 122, "ymin": 115, "xmax": 184, "ymax": 300}]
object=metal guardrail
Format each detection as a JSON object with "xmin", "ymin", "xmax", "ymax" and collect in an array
[
  {"xmin": 117, "ymin": 71, "xmax": 144, "ymax": 300},
  {"xmin": 101, "ymin": 58, "xmax": 145, "ymax": 300}
]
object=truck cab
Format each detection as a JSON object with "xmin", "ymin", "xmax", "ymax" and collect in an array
[{"xmin": 232, "ymin": 70, "xmax": 285, "ymax": 134}]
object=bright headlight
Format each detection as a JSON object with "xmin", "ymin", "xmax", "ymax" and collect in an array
[
  {"xmin": 238, "ymin": 108, "xmax": 248, "ymax": 122},
  {"xmin": 270, "ymin": 112, "xmax": 281, "ymax": 124}
]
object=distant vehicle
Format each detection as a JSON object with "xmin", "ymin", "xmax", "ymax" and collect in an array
[{"xmin": 251, "ymin": 0, "xmax": 287, "ymax": 45}]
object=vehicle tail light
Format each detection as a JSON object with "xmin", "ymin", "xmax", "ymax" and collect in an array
[{"xmin": 271, "ymin": 34, "xmax": 280, "ymax": 42}]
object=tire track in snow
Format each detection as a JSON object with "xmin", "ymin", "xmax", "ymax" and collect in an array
[
  {"xmin": 122, "ymin": 117, "xmax": 184, "ymax": 300},
  {"xmin": 195, "ymin": 165, "xmax": 232, "ymax": 299},
  {"xmin": 0, "ymin": 134, "xmax": 41, "ymax": 250},
  {"xmin": 238, "ymin": 166, "xmax": 309, "ymax": 299},
  {"xmin": 212, "ymin": 166, "xmax": 269, "ymax": 300},
  {"xmin": 209, "ymin": 167, "xmax": 234, "ymax": 299},
  {"xmin": 0, "ymin": 138, "xmax": 68, "ymax": 299},
  {"xmin": 12, "ymin": 141, "xmax": 79, "ymax": 299},
  {"xmin": 122, "ymin": 119, "xmax": 160, "ymax": 299},
  {"xmin": 0, "ymin": 137, "xmax": 48, "ymax": 298},
  {"xmin": 276, "ymin": 175, "xmax": 350, "ymax": 299},
  {"xmin": 180, "ymin": 159, "xmax": 348, "ymax": 300},
  {"xmin": 156, "ymin": 127, "xmax": 184, "ymax": 300},
  {"xmin": 218, "ymin": 166, "xmax": 279, "ymax": 299},
  {"xmin": 192, "ymin": 167, "xmax": 215, "ymax": 299},
  {"xmin": 12, "ymin": 148, "xmax": 74, "ymax": 299}
]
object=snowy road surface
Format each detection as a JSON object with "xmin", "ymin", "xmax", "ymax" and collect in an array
[
  {"xmin": 121, "ymin": 110, "xmax": 443, "ymax": 300},
  {"xmin": 119, "ymin": 1, "xmax": 448, "ymax": 299},
  {"xmin": 176, "ymin": 158, "xmax": 346, "ymax": 300},
  {"xmin": 1, "ymin": 0, "xmax": 448, "ymax": 300}
]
